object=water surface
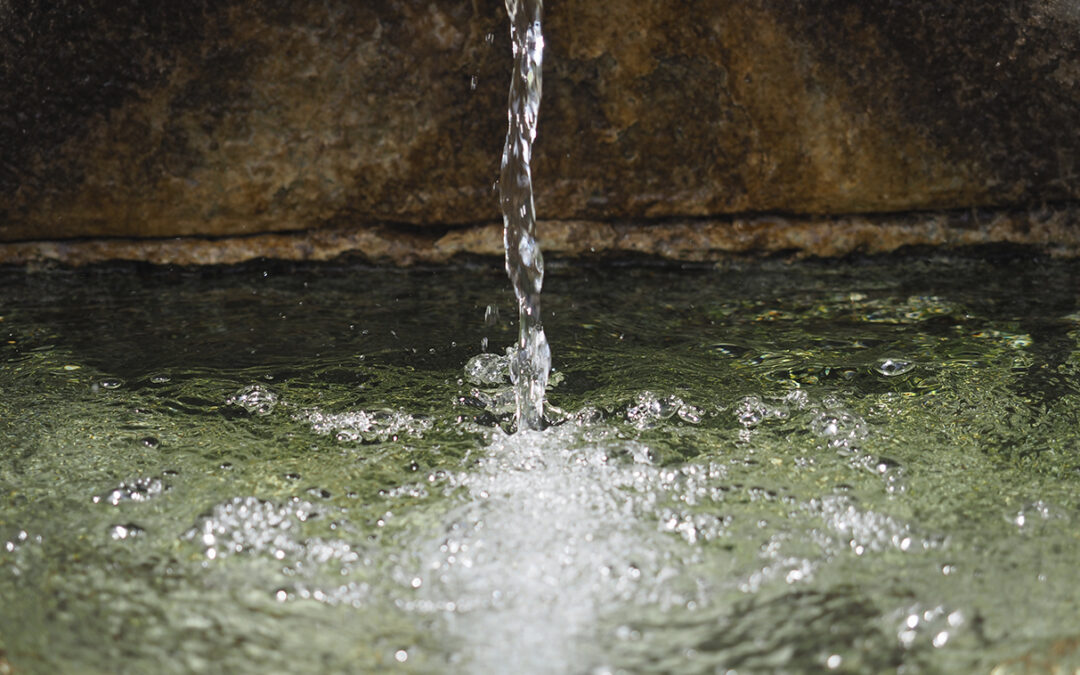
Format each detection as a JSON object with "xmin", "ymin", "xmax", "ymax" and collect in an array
[{"xmin": 1, "ymin": 256, "xmax": 1079, "ymax": 673}]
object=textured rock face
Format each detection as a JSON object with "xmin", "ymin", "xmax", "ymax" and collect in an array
[{"xmin": 2, "ymin": 0, "xmax": 1080, "ymax": 242}]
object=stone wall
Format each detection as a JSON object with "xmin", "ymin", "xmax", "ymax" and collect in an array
[{"xmin": 2, "ymin": 0, "xmax": 1080, "ymax": 257}]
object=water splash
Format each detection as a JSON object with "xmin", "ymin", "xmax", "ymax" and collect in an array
[{"xmin": 500, "ymin": 0, "xmax": 550, "ymax": 430}]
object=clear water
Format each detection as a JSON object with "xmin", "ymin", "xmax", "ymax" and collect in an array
[
  {"xmin": 499, "ymin": 0, "xmax": 550, "ymax": 431},
  {"xmin": 2, "ymin": 256, "xmax": 1080, "ymax": 673}
]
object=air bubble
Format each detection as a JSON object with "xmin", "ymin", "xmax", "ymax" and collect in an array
[
  {"xmin": 110, "ymin": 523, "xmax": 144, "ymax": 540},
  {"xmin": 873, "ymin": 358, "xmax": 915, "ymax": 377}
]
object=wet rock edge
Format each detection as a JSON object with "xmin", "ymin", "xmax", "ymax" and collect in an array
[{"xmin": 2, "ymin": 205, "xmax": 1080, "ymax": 267}]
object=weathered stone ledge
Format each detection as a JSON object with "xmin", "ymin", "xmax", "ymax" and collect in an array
[
  {"xmin": 5, "ymin": 1, "xmax": 1080, "ymax": 242},
  {"xmin": 3, "ymin": 206, "xmax": 1080, "ymax": 267}
]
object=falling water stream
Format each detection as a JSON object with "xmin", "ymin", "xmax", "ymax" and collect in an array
[{"xmin": 499, "ymin": 0, "xmax": 550, "ymax": 431}]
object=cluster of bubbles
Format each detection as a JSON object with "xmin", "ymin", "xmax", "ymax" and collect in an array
[
  {"xmin": 92, "ymin": 474, "xmax": 171, "ymax": 506},
  {"xmin": 201, "ymin": 369, "xmax": 939, "ymax": 670},
  {"xmin": 226, "ymin": 384, "xmax": 278, "ymax": 416},
  {"xmin": 182, "ymin": 495, "xmax": 362, "ymax": 568},
  {"xmin": 345, "ymin": 390, "xmax": 938, "ymax": 671},
  {"xmin": 3, "ymin": 529, "xmax": 39, "ymax": 554},
  {"xmin": 225, "ymin": 384, "xmax": 431, "ymax": 443},
  {"xmin": 299, "ymin": 408, "xmax": 433, "ymax": 444},
  {"xmin": 895, "ymin": 604, "xmax": 967, "ymax": 651},
  {"xmin": 733, "ymin": 389, "xmax": 906, "ymax": 493},
  {"xmin": 625, "ymin": 392, "xmax": 705, "ymax": 429}
]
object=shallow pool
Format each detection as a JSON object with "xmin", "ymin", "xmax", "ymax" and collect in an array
[{"xmin": 1, "ymin": 255, "xmax": 1079, "ymax": 673}]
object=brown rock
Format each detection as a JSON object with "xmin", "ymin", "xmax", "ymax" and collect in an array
[
  {"xmin": 2, "ymin": 207, "xmax": 1079, "ymax": 267},
  {"xmin": 2, "ymin": 1, "xmax": 1080, "ymax": 244}
]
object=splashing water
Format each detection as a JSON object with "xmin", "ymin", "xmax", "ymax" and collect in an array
[
  {"xmin": 3, "ymin": 260, "xmax": 1080, "ymax": 672},
  {"xmin": 500, "ymin": 0, "xmax": 550, "ymax": 430}
]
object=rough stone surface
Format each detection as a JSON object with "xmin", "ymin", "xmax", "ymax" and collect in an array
[{"xmin": 3, "ymin": 0, "xmax": 1080, "ymax": 244}]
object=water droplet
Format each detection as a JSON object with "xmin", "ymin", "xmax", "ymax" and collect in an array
[{"xmin": 140, "ymin": 436, "xmax": 159, "ymax": 449}]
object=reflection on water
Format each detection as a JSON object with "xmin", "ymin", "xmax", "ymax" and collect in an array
[{"xmin": 1, "ymin": 257, "xmax": 1080, "ymax": 672}]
